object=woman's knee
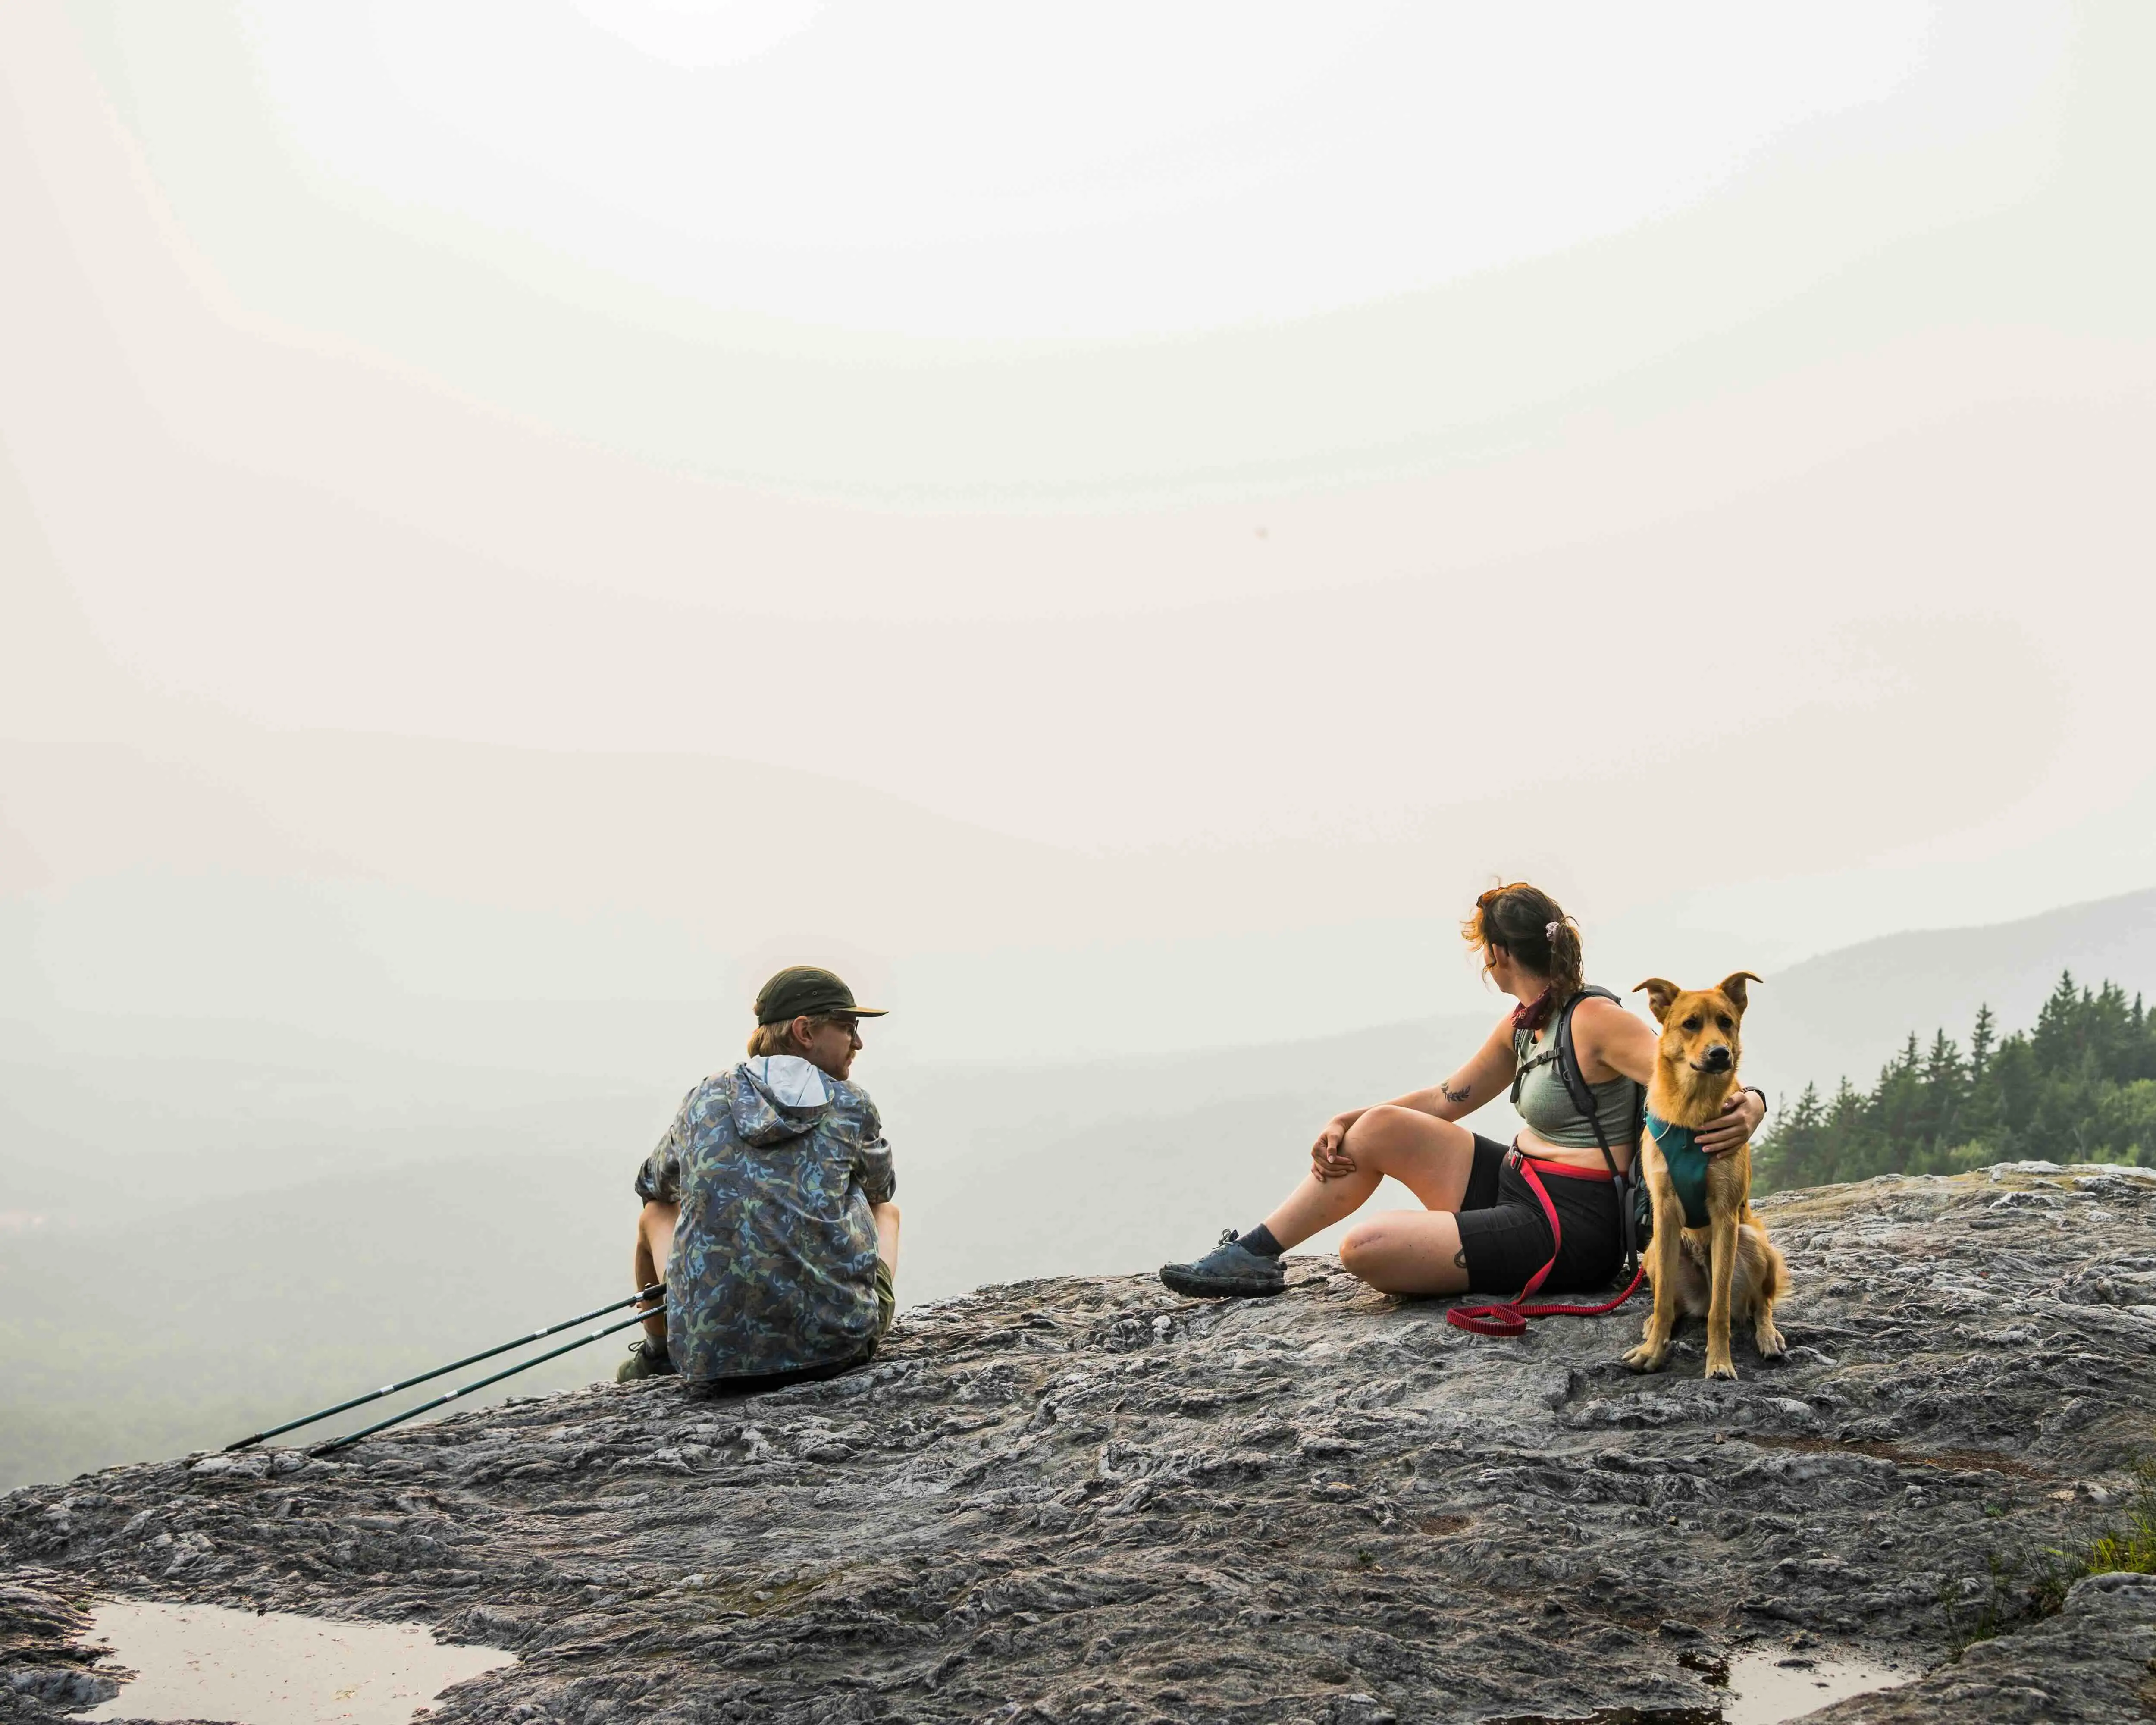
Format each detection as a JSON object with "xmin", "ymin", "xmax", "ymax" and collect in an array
[
  {"xmin": 1362, "ymin": 1103, "xmax": 1469, "ymax": 1137},
  {"xmin": 1340, "ymin": 1214, "xmax": 1462, "ymax": 1295},
  {"xmin": 1338, "ymin": 1218, "xmax": 1396, "ymax": 1278},
  {"xmin": 1345, "ymin": 1105, "xmax": 1467, "ymax": 1168},
  {"xmin": 1348, "ymin": 1104, "xmax": 1414, "ymax": 1139},
  {"xmin": 1345, "ymin": 1104, "xmax": 1421, "ymax": 1159}
]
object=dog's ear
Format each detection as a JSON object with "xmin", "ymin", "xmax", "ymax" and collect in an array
[
  {"xmin": 1634, "ymin": 978, "xmax": 1680, "ymax": 1025},
  {"xmin": 1717, "ymin": 971, "xmax": 1764, "ymax": 1013}
]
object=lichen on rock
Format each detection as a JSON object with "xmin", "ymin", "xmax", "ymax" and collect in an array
[{"xmin": 6, "ymin": 1166, "xmax": 2156, "ymax": 1722}]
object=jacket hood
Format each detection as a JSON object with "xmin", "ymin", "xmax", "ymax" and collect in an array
[{"xmin": 730, "ymin": 1055, "xmax": 834, "ymax": 1145}]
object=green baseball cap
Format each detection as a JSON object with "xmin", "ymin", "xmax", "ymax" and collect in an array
[{"xmin": 753, "ymin": 965, "xmax": 888, "ymax": 1025}]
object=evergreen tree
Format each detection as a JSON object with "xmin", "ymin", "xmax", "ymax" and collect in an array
[
  {"xmin": 1917, "ymin": 1029, "xmax": 1965, "ymax": 1158},
  {"xmin": 2032, "ymin": 970, "xmax": 2083, "ymax": 1077},
  {"xmin": 1752, "ymin": 974, "xmax": 2156, "ymax": 1192},
  {"xmin": 1968, "ymin": 1004, "xmax": 1996, "ymax": 1081},
  {"xmin": 1755, "ymin": 1081, "xmax": 1826, "ymax": 1190},
  {"xmin": 1989, "ymin": 1034, "xmax": 2040, "ymax": 1146},
  {"xmin": 2132, "ymin": 994, "xmax": 2156, "ymax": 1085}
]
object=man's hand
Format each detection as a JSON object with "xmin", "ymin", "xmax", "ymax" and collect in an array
[
  {"xmin": 1311, "ymin": 1115, "xmax": 1357, "ymax": 1182},
  {"xmin": 1698, "ymin": 1089, "xmax": 1766, "ymax": 1156}
]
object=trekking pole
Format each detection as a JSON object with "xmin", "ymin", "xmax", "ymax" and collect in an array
[
  {"xmin": 225, "ymin": 1285, "xmax": 664, "ymax": 1450},
  {"xmin": 307, "ymin": 1306, "xmax": 658, "ymax": 1457}
]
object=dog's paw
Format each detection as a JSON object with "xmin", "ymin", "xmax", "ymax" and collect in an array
[
  {"xmin": 1755, "ymin": 1322, "xmax": 1787, "ymax": 1359},
  {"xmin": 1622, "ymin": 1342, "xmax": 1670, "ymax": 1373},
  {"xmin": 1703, "ymin": 1353, "xmax": 1739, "ymax": 1382}
]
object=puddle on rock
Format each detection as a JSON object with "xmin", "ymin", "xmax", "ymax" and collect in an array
[
  {"xmin": 1721, "ymin": 1648, "xmax": 1912, "ymax": 1724},
  {"xmin": 72, "ymin": 1600, "xmax": 514, "ymax": 1725},
  {"xmin": 1495, "ymin": 1647, "xmax": 1916, "ymax": 1725}
]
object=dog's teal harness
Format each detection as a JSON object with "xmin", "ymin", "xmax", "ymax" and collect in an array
[{"xmin": 1646, "ymin": 1111, "xmax": 1712, "ymax": 1229}]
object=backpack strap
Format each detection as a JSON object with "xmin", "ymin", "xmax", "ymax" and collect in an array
[
  {"xmin": 1553, "ymin": 985, "xmax": 1620, "ymax": 1122},
  {"xmin": 1554, "ymin": 986, "xmax": 1646, "ymax": 1275}
]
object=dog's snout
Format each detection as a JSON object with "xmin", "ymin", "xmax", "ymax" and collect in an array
[{"xmin": 1703, "ymin": 1044, "xmax": 1733, "ymax": 1070}]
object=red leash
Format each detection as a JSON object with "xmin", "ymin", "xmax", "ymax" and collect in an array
[{"xmin": 1446, "ymin": 1150, "xmax": 1645, "ymax": 1338}]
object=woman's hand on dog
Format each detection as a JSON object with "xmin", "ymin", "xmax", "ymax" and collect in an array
[
  {"xmin": 1311, "ymin": 1115, "xmax": 1357, "ymax": 1182},
  {"xmin": 1697, "ymin": 1089, "xmax": 1767, "ymax": 1156}
]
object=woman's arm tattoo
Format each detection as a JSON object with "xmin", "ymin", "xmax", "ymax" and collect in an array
[{"xmin": 1439, "ymin": 1079, "xmax": 1471, "ymax": 1104}]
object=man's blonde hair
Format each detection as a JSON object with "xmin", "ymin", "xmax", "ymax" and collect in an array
[{"xmin": 746, "ymin": 1016, "xmax": 837, "ymax": 1058}]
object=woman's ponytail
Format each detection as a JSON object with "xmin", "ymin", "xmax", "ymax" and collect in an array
[{"xmin": 1542, "ymin": 913, "xmax": 1585, "ymax": 1004}]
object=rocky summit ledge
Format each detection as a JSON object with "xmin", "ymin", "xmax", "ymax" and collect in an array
[{"xmin": 6, "ymin": 1164, "xmax": 2156, "ymax": 1724}]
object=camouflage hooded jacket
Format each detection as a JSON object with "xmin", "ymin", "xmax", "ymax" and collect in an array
[{"xmin": 635, "ymin": 1055, "xmax": 896, "ymax": 1383}]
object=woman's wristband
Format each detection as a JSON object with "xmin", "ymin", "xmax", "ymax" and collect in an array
[{"xmin": 1741, "ymin": 1085, "xmax": 1769, "ymax": 1121}]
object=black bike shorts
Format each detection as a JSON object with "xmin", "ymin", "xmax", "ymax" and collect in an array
[{"xmin": 1454, "ymin": 1135, "xmax": 1624, "ymax": 1295}]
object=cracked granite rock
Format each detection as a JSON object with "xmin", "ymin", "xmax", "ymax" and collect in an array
[{"xmin": 6, "ymin": 1164, "xmax": 2156, "ymax": 1723}]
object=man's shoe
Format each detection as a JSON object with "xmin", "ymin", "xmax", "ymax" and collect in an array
[
  {"xmin": 1159, "ymin": 1229, "xmax": 1287, "ymax": 1299},
  {"xmin": 616, "ymin": 1337, "xmax": 677, "ymax": 1383}
]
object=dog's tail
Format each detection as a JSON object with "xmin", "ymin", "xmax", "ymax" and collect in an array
[{"xmin": 1745, "ymin": 1226, "xmax": 1790, "ymax": 1307}]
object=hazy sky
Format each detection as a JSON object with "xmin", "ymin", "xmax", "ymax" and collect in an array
[{"xmin": 4, "ymin": 1, "xmax": 2153, "ymax": 1061}]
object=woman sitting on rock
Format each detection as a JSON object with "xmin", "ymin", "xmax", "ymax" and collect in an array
[{"xmin": 1158, "ymin": 882, "xmax": 1764, "ymax": 1301}]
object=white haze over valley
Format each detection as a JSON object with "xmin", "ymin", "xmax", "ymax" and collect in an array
[{"xmin": 3, "ymin": 3, "xmax": 2154, "ymax": 1483}]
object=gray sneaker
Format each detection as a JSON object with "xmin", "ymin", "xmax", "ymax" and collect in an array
[
  {"xmin": 1160, "ymin": 1229, "xmax": 1287, "ymax": 1299},
  {"xmin": 616, "ymin": 1337, "xmax": 677, "ymax": 1382}
]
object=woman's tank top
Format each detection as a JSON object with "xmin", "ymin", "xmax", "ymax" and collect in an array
[{"xmin": 1511, "ymin": 993, "xmax": 1641, "ymax": 1153}]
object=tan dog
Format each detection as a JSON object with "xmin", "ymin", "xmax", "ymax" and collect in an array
[{"xmin": 1621, "ymin": 972, "xmax": 1788, "ymax": 1380}]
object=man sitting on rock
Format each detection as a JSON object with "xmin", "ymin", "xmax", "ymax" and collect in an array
[{"xmin": 618, "ymin": 966, "xmax": 901, "ymax": 1392}]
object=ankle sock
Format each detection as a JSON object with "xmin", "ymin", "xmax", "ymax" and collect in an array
[{"xmin": 1238, "ymin": 1224, "xmax": 1284, "ymax": 1258}]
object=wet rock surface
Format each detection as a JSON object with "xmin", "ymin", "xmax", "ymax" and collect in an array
[
  {"xmin": 1802, "ymin": 1572, "xmax": 2156, "ymax": 1723},
  {"xmin": 6, "ymin": 1163, "xmax": 2156, "ymax": 1723}
]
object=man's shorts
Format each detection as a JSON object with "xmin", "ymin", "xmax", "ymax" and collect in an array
[{"xmin": 874, "ymin": 1256, "xmax": 896, "ymax": 1339}]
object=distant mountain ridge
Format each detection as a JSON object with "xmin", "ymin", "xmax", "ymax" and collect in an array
[{"xmin": 1738, "ymin": 888, "xmax": 2156, "ymax": 1102}]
